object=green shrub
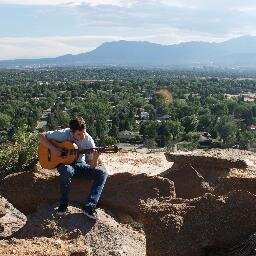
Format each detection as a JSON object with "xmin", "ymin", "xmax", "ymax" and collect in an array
[
  {"xmin": 102, "ymin": 135, "xmax": 119, "ymax": 146},
  {"xmin": 186, "ymin": 131, "xmax": 201, "ymax": 142},
  {"xmin": 144, "ymin": 138, "xmax": 157, "ymax": 149},
  {"xmin": 176, "ymin": 141, "xmax": 198, "ymax": 151},
  {"xmin": 0, "ymin": 125, "xmax": 38, "ymax": 178}
]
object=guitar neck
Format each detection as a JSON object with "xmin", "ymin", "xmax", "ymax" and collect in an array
[
  {"xmin": 78, "ymin": 147, "xmax": 104, "ymax": 154},
  {"xmin": 63, "ymin": 146, "xmax": 118, "ymax": 156}
]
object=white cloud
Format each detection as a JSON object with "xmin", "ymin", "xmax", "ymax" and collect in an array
[
  {"xmin": 161, "ymin": 0, "xmax": 256, "ymax": 11},
  {"xmin": 0, "ymin": 0, "xmax": 137, "ymax": 7},
  {"xmin": 232, "ymin": 6, "xmax": 256, "ymax": 13},
  {"xmin": 137, "ymin": 27, "xmax": 239, "ymax": 45},
  {"xmin": 2, "ymin": 0, "xmax": 256, "ymax": 10},
  {"xmin": 0, "ymin": 35, "xmax": 126, "ymax": 60}
]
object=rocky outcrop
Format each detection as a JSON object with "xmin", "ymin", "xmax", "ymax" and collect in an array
[
  {"xmin": 0, "ymin": 170, "xmax": 175, "ymax": 217},
  {"xmin": 205, "ymin": 232, "xmax": 256, "ymax": 256},
  {"xmin": 214, "ymin": 177, "xmax": 256, "ymax": 195},
  {"xmin": 0, "ymin": 237, "xmax": 91, "ymax": 256},
  {"xmin": 101, "ymin": 172, "xmax": 175, "ymax": 216},
  {"xmin": 165, "ymin": 152, "xmax": 248, "ymax": 181},
  {"xmin": 140, "ymin": 191, "xmax": 256, "ymax": 256},
  {"xmin": 0, "ymin": 171, "xmax": 61, "ymax": 214},
  {"xmin": 159, "ymin": 163, "xmax": 213, "ymax": 199},
  {"xmin": 0, "ymin": 200, "xmax": 6, "ymax": 218},
  {"xmin": 12, "ymin": 204, "xmax": 146, "ymax": 256},
  {"xmin": 0, "ymin": 149, "xmax": 255, "ymax": 256},
  {"xmin": 0, "ymin": 196, "xmax": 27, "ymax": 238}
]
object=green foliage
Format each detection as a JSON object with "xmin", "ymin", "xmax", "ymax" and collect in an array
[
  {"xmin": 0, "ymin": 113, "xmax": 11, "ymax": 128},
  {"xmin": 197, "ymin": 112, "xmax": 215, "ymax": 132},
  {"xmin": 176, "ymin": 141, "xmax": 198, "ymax": 151},
  {"xmin": 101, "ymin": 135, "xmax": 119, "ymax": 146},
  {"xmin": 0, "ymin": 125, "xmax": 38, "ymax": 178},
  {"xmin": 236, "ymin": 130, "xmax": 256, "ymax": 149},
  {"xmin": 158, "ymin": 120, "xmax": 184, "ymax": 145},
  {"xmin": 181, "ymin": 115, "xmax": 199, "ymax": 133},
  {"xmin": 215, "ymin": 116, "xmax": 238, "ymax": 147},
  {"xmin": 0, "ymin": 67, "xmax": 256, "ymax": 153},
  {"xmin": 144, "ymin": 138, "xmax": 157, "ymax": 149},
  {"xmin": 186, "ymin": 131, "xmax": 201, "ymax": 142},
  {"xmin": 140, "ymin": 121, "xmax": 159, "ymax": 139}
]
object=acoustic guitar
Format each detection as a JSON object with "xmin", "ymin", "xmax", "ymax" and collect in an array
[{"xmin": 38, "ymin": 140, "xmax": 120, "ymax": 169}]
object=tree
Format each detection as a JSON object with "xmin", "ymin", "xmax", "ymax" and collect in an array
[
  {"xmin": 158, "ymin": 120, "xmax": 184, "ymax": 144},
  {"xmin": 215, "ymin": 116, "xmax": 238, "ymax": 147},
  {"xmin": 236, "ymin": 130, "xmax": 256, "ymax": 149},
  {"xmin": 155, "ymin": 89, "xmax": 173, "ymax": 104},
  {"xmin": 0, "ymin": 113, "xmax": 11, "ymax": 128},
  {"xmin": 234, "ymin": 104, "xmax": 253, "ymax": 126},
  {"xmin": 174, "ymin": 100, "xmax": 195, "ymax": 119},
  {"xmin": 210, "ymin": 102, "xmax": 228, "ymax": 116},
  {"xmin": 140, "ymin": 120, "xmax": 159, "ymax": 139},
  {"xmin": 181, "ymin": 115, "xmax": 199, "ymax": 133},
  {"xmin": 197, "ymin": 112, "xmax": 215, "ymax": 132}
]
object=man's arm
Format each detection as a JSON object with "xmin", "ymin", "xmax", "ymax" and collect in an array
[{"xmin": 38, "ymin": 133, "xmax": 63, "ymax": 156}]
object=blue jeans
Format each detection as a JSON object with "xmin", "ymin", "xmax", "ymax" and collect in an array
[{"xmin": 57, "ymin": 161, "xmax": 108, "ymax": 208}]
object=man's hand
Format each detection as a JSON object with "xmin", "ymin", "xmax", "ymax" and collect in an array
[
  {"xmin": 89, "ymin": 149, "xmax": 101, "ymax": 168},
  {"xmin": 93, "ymin": 149, "xmax": 101, "ymax": 158}
]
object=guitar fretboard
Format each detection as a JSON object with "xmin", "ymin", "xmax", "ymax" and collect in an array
[{"xmin": 62, "ymin": 146, "xmax": 118, "ymax": 156}]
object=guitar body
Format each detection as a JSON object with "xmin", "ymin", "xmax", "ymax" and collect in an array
[{"xmin": 38, "ymin": 140, "xmax": 78, "ymax": 169}]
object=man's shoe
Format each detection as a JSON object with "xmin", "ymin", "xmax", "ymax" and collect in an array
[
  {"xmin": 56, "ymin": 204, "xmax": 68, "ymax": 215},
  {"xmin": 83, "ymin": 206, "xmax": 98, "ymax": 220}
]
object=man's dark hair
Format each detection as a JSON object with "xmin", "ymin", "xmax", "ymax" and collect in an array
[{"xmin": 69, "ymin": 116, "xmax": 86, "ymax": 131}]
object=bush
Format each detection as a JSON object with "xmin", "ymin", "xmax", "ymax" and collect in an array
[
  {"xmin": 0, "ymin": 125, "xmax": 38, "ymax": 178},
  {"xmin": 186, "ymin": 131, "xmax": 201, "ymax": 142},
  {"xmin": 144, "ymin": 138, "xmax": 157, "ymax": 149},
  {"xmin": 176, "ymin": 141, "xmax": 198, "ymax": 151},
  {"xmin": 210, "ymin": 140, "xmax": 222, "ymax": 148},
  {"xmin": 102, "ymin": 135, "xmax": 119, "ymax": 146}
]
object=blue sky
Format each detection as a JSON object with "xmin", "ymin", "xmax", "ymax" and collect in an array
[{"xmin": 1, "ymin": 0, "xmax": 256, "ymax": 60}]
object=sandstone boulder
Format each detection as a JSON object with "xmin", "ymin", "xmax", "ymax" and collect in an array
[
  {"xmin": 102, "ymin": 172, "xmax": 175, "ymax": 216},
  {"xmin": 0, "ymin": 200, "xmax": 6, "ymax": 218},
  {"xmin": 13, "ymin": 204, "xmax": 146, "ymax": 256},
  {"xmin": 0, "ymin": 196, "xmax": 27, "ymax": 238},
  {"xmin": 160, "ymin": 163, "xmax": 213, "ymax": 199},
  {"xmin": 205, "ymin": 232, "xmax": 256, "ymax": 256},
  {"xmin": 214, "ymin": 177, "xmax": 256, "ymax": 195},
  {"xmin": 140, "ymin": 191, "xmax": 256, "ymax": 256},
  {"xmin": 0, "ymin": 237, "xmax": 91, "ymax": 256},
  {"xmin": 0, "ymin": 170, "xmax": 62, "ymax": 214},
  {"xmin": 0, "ymin": 169, "xmax": 175, "ymax": 218},
  {"xmin": 165, "ymin": 152, "xmax": 248, "ymax": 181}
]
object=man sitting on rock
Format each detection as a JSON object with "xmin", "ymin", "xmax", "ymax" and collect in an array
[{"xmin": 39, "ymin": 116, "xmax": 108, "ymax": 220}]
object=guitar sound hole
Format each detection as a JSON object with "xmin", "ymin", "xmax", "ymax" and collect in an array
[{"xmin": 61, "ymin": 150, "xmax": 68, "ymax": 157}]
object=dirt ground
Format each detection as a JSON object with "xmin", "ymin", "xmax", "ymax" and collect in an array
[{"xmin": 101, "ymin": 147, "xmax": 256, "ymax": 178}]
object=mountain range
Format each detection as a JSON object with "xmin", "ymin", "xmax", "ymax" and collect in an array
[{"xmin": 1, "ymin": 35, "xmax": 256, "ymax": 68}]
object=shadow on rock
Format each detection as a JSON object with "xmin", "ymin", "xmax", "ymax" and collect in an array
[{"xmin": 13, "ymin": 204, "xmax": 95, "ymax": 239}]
